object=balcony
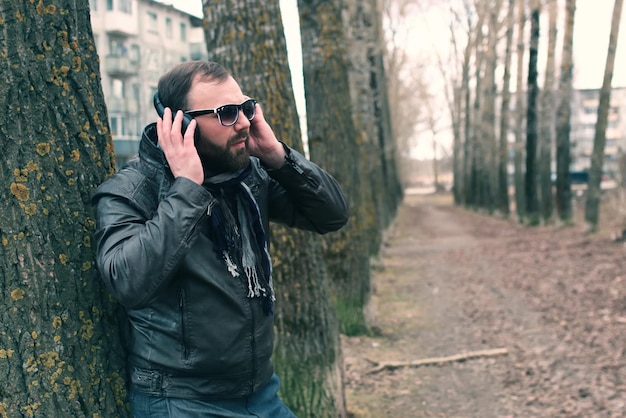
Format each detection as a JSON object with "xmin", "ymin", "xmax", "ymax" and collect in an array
[
  {"xmin": 104, "ymin": 11, "xmax": 138, "ymax": 36},
  {"xmin": 105, "ymin": 55, "xmax": 139, "ymax": 77}
]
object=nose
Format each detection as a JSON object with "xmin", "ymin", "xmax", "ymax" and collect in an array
[{"xmin": 234, "ymin": 109, "xmax": 251, "ymax": 130}]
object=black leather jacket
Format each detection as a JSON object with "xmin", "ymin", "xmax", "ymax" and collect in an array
[{"xmin": 92, "ymin": 124, "xmax": 348, "ymax": 400}]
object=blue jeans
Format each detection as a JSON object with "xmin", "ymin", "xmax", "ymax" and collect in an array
[{"xmin": 130, "ymin": 374, "xmax": 297, "ymax": 418}]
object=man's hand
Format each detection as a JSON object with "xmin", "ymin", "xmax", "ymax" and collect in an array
[
  {"xmin": 156, "ymin": 108, "xmax": 204, "ymax": 185},
  {"xmin": 247, "ymin": 103, "xmax": 286, "ymax": 169}
]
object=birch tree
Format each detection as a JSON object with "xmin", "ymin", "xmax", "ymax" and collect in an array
[{"xmin": 497, "ymin": 0, "xmax": 516, "ymax": 216}]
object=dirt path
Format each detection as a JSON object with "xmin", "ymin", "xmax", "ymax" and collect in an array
[{"xmin": 342, "ymin": 192, "xmax": 626, "ymax": 418}]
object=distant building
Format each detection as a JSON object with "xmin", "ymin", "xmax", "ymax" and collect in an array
[
  {"xmin": 570, "ymin": 87, "xmax": 626, "ymax": 177},
  {"xmin": 89, "ymin": 0, "xmax": 206, "ymax": 168}
]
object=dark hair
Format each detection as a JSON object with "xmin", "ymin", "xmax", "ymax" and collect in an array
[{"xmin": 157, "ymin": 61, "xmax": 231, "ymax": 112}]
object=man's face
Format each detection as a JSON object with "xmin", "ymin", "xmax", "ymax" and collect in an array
[{"xmin": 185, "ymin": 75, "xmax": 251, "ymax": 174}]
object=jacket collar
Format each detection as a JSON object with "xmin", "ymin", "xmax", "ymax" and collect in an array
[{"xmin": 138, "ymin": 123, "xmax": 168, "ymax": 169}]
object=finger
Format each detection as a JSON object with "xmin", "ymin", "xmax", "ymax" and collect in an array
[
  {"xmin": 183, "ymin": 119, "xmax": 197, "ymax": 144},
  {"xmin": 171, "ymin": 110, "xmax": 184, "ymax": 141}
]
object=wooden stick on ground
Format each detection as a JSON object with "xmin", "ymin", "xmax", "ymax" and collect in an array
[{"xmin": 365, "ymin": 347, "xmax": 509, "ymax": 374}]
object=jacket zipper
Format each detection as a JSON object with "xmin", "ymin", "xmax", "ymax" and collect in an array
[
  {"xmin": 179, "ymin": 288, "xmax": 189, "ymax": 362},
  {"xmin": 248, "ymin": 297, "xmax": 257, "ymax": 392}
]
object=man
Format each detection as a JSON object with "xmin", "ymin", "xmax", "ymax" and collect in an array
[{"xmin": 92, "ymin": 61, "xmax": 349, "ymax": 417}]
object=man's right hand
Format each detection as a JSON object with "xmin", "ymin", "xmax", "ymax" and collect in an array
[{"xmin": 156, "ymin": 108, "xmax": 204, "ymax": 185}]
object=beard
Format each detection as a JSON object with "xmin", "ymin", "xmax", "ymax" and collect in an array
[{"xmin": 198, "ymin": 133, "xmax": 251, "ymax": 174}]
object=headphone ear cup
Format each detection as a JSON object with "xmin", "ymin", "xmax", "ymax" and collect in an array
[{"xmin": 153, "ymin": 91, "xmax": 165, "ymax": 118}]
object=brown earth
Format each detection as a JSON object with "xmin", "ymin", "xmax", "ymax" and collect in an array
[{"xmin": 342, "ymin": 191, "xmax": 626, "ymax": 418}]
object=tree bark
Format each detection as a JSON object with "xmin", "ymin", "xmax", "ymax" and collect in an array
[
  {"xmin": 498, "ymin": 0, "xmax": 516, "ymax": 217},
  {"xmin": 555, "ymin": 0, "xmax": 577, "ymax": 222},
  {"xmin": 514, "ymin": 0, "xmax": 526, "ymax": 220},
  {"xmin": 202, "ymin": 1, "xmax": 346, "ymax": 415},
  {"xmin": 584, "ymin": 0, "xmax": 624, "ymax": 229},
  {"xmin": 539, "ymin": 0, "xmax": 558, "ymax": 221},
  {"xmin": 524, "ymin": 1, "xmax": 541, "ymax": 224},
  {"xmin": 0, "ymin": 1, "xmax": 129, "ymax": 416},
  {"xmin": 298, "ymin": 0, "xmax": 371, "ymax": 338}
]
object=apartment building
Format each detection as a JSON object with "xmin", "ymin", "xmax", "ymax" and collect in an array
[
  {"xmin": 570, "ymin": 87, "xmax": 626, "ymax": 177},
  {"xmin": 89, "ymin": 0, "xmax": 207, "ymax": 168}
]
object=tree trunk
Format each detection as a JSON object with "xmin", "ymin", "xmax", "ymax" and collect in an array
[
  {"xmin": 481, "ymin": 0, "xmax": 501, "ymax": 213},
  {"xmin": 555, "ymin": 0, "xmax": 577, "ymax": 222},
  {"xmin": 524, "ymin": 1, "xmax": 541, "ymax": 224},
  {"xmin": 202, "ymin": 1, "xmax": 345, "ymax": 416},
  {"xmin": 514, "ymin": 0, "xmax": 526, "ymax": 220},
  {"xmin": 0, "ymin": 1, "xmax": 129, "ymax": 416},
  {"xmin": 584, "ymin": 0, "xmax": 624, "ymax": 230},
  {"xmin": 539, "ymin": 0, "xmax": 558, "ymax": 221},
  {"xmin": 498, "ymin": 0, "xmax": 516, "ymax": 217},
  {"xmin": 345, "ymin": 0, "xmax": 391, "ymax": 257},
  {"xmin": 298, "ymin": 0, "xmax": 371, "ymax": 337},
  {"xmin": 462, "ymin": 9, "xmax": 474, "ymax": 207}
]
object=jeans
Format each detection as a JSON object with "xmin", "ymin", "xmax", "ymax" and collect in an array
[{"xmin": 130, "ymin": 374, "xmax": 297, "ymax": 418}]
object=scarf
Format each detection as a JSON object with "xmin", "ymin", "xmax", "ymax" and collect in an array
[{"xmin": 204, "ymin": 165, "xmax": 275, "ymax": 315}]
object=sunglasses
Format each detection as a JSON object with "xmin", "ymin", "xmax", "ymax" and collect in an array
[{"xmin": 185, "ymin": 99, "xmax": 257, "ymax": 127}]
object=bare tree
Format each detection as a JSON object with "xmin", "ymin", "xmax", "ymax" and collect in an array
[
  {"xmin": 525, "ymin": 0, "xmax": 541, "ymax": 224},
  {"xmin": 538, "ymin": 0, "xmax": 558, "ymax": 220},
  {"xmin": 497, "ymin": 0, "xmax": 516, "ymax": 217},
  {"xmin": 555, "ymin": 0, "xmax": 577, "ymax": 222},
  {"xmin": 539, "ymin": 0, "xmax": 558, "ymax": 221},
  {"xmin": 514, "ymin": 0, "xmax": 526, "ymax": 219},
  {"xmin": 584, "ymin": 0, "xmax": 624, "ymax": 229},
  {"xmin": 0, "ymin": 1, "xmax": 129, "ymax": 415}
]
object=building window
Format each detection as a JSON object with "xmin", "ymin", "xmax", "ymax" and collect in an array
[
  {"xmin": 109, "ymin": 39, "xmax": 128, "ymax": 56},
  {"xmin": 180, "ymin": 23, "xmax": 187, "ymax": 42},
  {"xmin": 166, "ymin": 17, "xmax": 173, "ymax": 38},
  {"xmin": 146, "ymin": 11, "xmax": 158, "ymax": 33},
  {"xmin": 90, "ymin": 0, "xmax": 98, "ymax": 11},
  {"xmin": 110, "ymin": 115, "xmax": 126, "ymax": 137},
  {"xmin": 129, "ymin": 44, "xmax": 140, "ymax": 63},
  {"xmin": 106, "ymin": 0, "xmax": 113, "ymax": 11},
  {"xmin": 119, "ymin": 0, "xmax": 132, "ymax": 14}
]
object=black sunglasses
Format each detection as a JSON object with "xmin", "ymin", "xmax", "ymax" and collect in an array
[{"xmin": 185, "ymin": 99, "xmax": 257, "ymax": 127}]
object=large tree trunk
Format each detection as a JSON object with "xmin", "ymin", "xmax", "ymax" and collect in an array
[
  {"xmin": 347, "ymin": 0, "xmax": 401, "ymax": 244},
  {"xmin": 498, "ymin": 0, "xmax": 516, "ymax": 217},
  {"xmin": 0, "ymin": 1, "xmax": 129, "ymax": 416},
  {"xmin": 539, "ymin": 0, "xmax": 558, "ymax": 221},
  {"xmin": 202, "ymin": 1, "xmax": 345, "ymax": 416},
  {"xmin": 584, "ymin": 0, "xmax": 624, "ymax": 229},
  {"xmin": 524, "ymin": 0, "xmax": 541, "ymax": 224},
  {"xmin": 298, "ymin": 0, "xmax": 371, "ymax": 338},
  {"xmin": 555, "ymin": 0, "xmax": 577, "ymax": 222}
]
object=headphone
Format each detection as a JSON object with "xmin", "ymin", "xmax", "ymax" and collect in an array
[{"xmin": 153, "ymin": 90, "xmax": 197, "ymax": 142}]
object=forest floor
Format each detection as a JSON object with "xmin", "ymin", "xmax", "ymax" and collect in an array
[{"xmin": 341, "ymin": 190, "xmax": 626, "ymax": 418}]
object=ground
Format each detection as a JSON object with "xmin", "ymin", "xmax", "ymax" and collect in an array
[{"xmin": 342, "ymin": 191, "xmax": 626, "ymax": 418}]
